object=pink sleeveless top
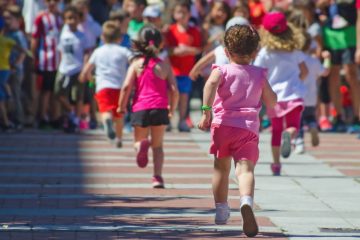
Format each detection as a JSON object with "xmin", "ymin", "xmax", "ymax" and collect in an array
[
  {"xmin": 132, "ymin": 58, "xmax": 168, "ymax": 112},
  {"xmin": 212, "ymin": 64, "xmax": 267, "ymax": 135}
]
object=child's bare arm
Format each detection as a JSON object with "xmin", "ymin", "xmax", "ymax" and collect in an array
[
  {"xmin": 198, "ymin": 68, "xmax": 221, "ymax": 130},
  {"xmin": 117, "ymin": 61, "xmax": 137, "ymax": 114},
  {"xmin": 189, "ymin": 50, "xmax": 216, "ymax": 81},
  {"xmin": 79, "ymin": 62, "xmax": 95, "ymax": 83},
  {"xmin": 261, "ymin": 80, "xmax": 277, "ymax": 109},
  {"xmin": 299, "ymin": 61, "xmax": 309, "ymax": 81},
  {"xmin": 165, "ymin": 62, "xmax": 179, "ymax": 117}
]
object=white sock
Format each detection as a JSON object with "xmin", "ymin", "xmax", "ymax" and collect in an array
[
  {"xmin": 240, "ymin": 196, "xmax": 253, "ymax": 208},
  {"xmin": 215, "ymin": 202, "xmax": 229, "ymax": 209}
]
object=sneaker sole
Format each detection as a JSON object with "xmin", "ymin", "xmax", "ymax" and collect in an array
[
  {"xmin": 153, "ymin": 183, "xmax": 165, "ymax": 189},
  {"xmin": 310, "ymin": 127, "xmax": 319, "ymax": 147},
  {"xmin": 136, "ymin": 140, "xmax": 150, "ymax": 168},
  {"xmin": 241, "ymin": 204, "xmax": 258, "ymax": 237},
  {"xmin": 281, "ymin": 132, "xmax": 291, "ymax": 158}
]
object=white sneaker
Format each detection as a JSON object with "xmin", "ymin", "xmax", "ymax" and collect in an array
[
  {"xmin": 294, "ymin": 139, "xmax": 305, "ymax": 154},
  {"xmin": 215, "ymin": 203, "xmax": 230, "ymax": 225}
]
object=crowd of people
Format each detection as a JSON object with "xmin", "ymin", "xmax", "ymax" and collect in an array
[{"xmin": 1, "ymin": 0, "xmax": 360, "ymax": 237}]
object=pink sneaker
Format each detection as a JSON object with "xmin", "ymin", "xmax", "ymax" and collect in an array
[
  {"xmin": 271, "ymin": 163, "xmax": 281, "ymax": 176},
  {"xmin": 136, "ymin": 139, "xmax": 150, "ymax": 168},
  {"xmin": 152, "ymin": 175, "xmax": 164, "ymax": 188},
  {"xmin": 319, "ymin": 117, "xmax": 332, "ymax": 132}
]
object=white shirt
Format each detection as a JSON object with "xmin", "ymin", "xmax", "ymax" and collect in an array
[
  {"xmin": 22, "ymin": 0, "xmax": 45, "ymax": 34},
  {"xmin": 89, "ymin": 44, "xmax": 133, "ymax": 92},
  {"xmin": 78, "ymin": 14, "xmax": 102, "ymax": 50},
  {"xmin": 58, "ymin": 26, "xmax": 87, "ymax": 76},
  {"xmin": 303, "ymin": 54, "xmax": 325, "ymax": 106},
  {"xmin": 214, "ymin": 45, "xmax": 229, "ymax": 66},
  {"xmin": 254, "ymin": 48, "xmax": 306, "ymax": 102}
]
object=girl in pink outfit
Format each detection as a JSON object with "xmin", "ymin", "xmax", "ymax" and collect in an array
[
  {"xmin": 198, "ymin": 25, "xmax": 277, "ymax": 237},
  {"xmin": 254, "ymin": 12, "xmax": 309, "ymax": 176},
  {"xmin": 118, "ymin": 26, "xmax": 179, "ymax": 188}
]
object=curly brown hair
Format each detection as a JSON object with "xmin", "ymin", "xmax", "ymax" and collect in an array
[{"xmin": 224, "ymin": 24, "xmax": 260, "ymax": 57}]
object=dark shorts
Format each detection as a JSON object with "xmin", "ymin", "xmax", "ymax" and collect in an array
[
  {"xmin": 330, "ymin": 47, "xmax": 356, "ymax": 65},
  {"xmin": 131, "ymin": 109, "xmax": 170, "ymax": 127},
  {"xmin": 54, "ymin": 72, "xmax": 84, "ymax": 102},
  {"xmin": 37, "ymin": 71, "xmax": 57, "ymax": 92}
]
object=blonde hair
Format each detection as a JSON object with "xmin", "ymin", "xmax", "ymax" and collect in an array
[
  {"xmin": 260, "ymin": 24, "xmax": 305, "ymax": 52},
  {"xmin": 102, "ymin": 21, "xmax": 121, "ymax": 43}
]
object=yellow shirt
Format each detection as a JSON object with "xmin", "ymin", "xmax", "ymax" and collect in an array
[{"xmin": 0, "ymin": 36, "xmax": 16, "ymax": 70}]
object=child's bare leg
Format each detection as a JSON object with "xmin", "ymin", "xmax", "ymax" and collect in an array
[
  {"xmin": 113, "ymin": 117, "xmax": 124, "ymax": 139},
  {"xmin": 40, "ymin": 90, "xmax": 51, "ymax": 120},
  {"xmin": 101, "ymin": 112, "xmax": 115, "ymax": 139},
  {"xmin": 236, "ymin": 160, "xmax": 258, "ymax": 237},
  {"xmin": 271, "ymin": 147, "xmax": 280, "ymax": 164},
  {"xmin": 179, "ymin": 93, "xmax": 188, "ymax": 121},
  {"xmin": 0, "ymin": 101, "xmax": 9, "ymax": 126},
  {"xmin": 134, "ymin": 126, "xmax": 149, "ymax": 150},
  {"xmin": 235, "ymin": 160, "xmax": 255, "ymax": 198},
  {"xmin": 150, "ymin": 125, "xmax": 166, "ymax": 177},
  {"xmin": 212, "ymin": 156, "xmax": 231, "ymax": 203}
]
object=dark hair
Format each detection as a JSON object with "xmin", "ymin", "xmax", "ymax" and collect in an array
[
  {"xmin": 102, "ymin": 20, "xmax": 121, "ymax": 43},
  {"xmin": 206, "ymin": 1, "xmax": 231, "ymax": 27},
  {"xmin": 63, "ymin": 5, "xmax": 80, "ymax": 17},
  {"xmin": 109, "ymin": 9, "xmax": 129, "ymax": 22},
  {"xmin": 133, "ymin": 25, "xmax": 162, "ymax": 67},
  {"xmin": 128, "ymin": 0, "xmax": 148, "ymax": 7},
  {"xmin": 4, "ymin": 5, "xmax": 22, "ymax": 19},
  {"xmin": 224, "ymin": 24, "xmax": 260, "ymax": 57},
  {"xmin": 173, "ymin": 0, "xmax": 191, "ymax": 12}
]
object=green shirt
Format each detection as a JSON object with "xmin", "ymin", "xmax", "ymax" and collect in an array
[
  {"xmin": 127, "ymin": 19, "xmax": 145, "ymax": 40},
  {"xmin": 323, "ymin": 25, "xmax": 356, "ymax": 50}
]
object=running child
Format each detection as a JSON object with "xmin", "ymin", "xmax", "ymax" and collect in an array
[
  {"xmin": 80, "ymin": 21, "xmax": 133, "ymax": 147},
  {"xmin": 294, "ymin": 33, "xmax": 330, "ymax": 154},
  {"xmin": 198, "ymin": 24, "xmax": 277, "ymax": 237},
  {"xmin": 117, "ymin": 25, "xmax": 179, "ymax": 188},
  {"xmin": 254, "ymin": 12, "xmax": 309, "ymax": 175}
]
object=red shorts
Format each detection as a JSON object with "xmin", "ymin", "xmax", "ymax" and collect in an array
[
  {"xmin": 210, "ymin": 124, "xmax": 259, "ymax": 165},
  {"xmin": 95, "ymin": 88, "xmax": 121, "ymax": 118}
]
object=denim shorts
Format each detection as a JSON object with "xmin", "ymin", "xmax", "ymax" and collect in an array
[{"xmin": 176, "ymin": 76, "xmax": 192, "ymax": 94}]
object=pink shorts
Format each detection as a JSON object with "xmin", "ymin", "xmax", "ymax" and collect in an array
[{"xmin": 210, "ymin": 124, "xmax": 259, "ymax": 164}]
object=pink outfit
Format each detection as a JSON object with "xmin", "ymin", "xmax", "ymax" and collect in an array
[
  {"xmin": 212, "ymin": 64, "xmax": 266, "ymax": 135},
  {"xmin": 267, "ymin": 98, "xmax": 304, "ymax": 118},
  {"xmin": 132, "ymin": 58, "xmax": 168, "ymax": 112},
  {"xmin": 210, "ymin": 63, "xmax": 266, "ymax": 163},
  {"xmin": 210, "ymin": 124, "xmax": 259, "ymax": 164},
  {"xmin": 271, "ymin": 106, "xmax": 303, "ymax": 146}
]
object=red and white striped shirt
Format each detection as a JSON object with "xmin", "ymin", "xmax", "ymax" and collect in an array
[{"xmin": 32, "ymin": 11, "xmax": 62, "ymax": 72}]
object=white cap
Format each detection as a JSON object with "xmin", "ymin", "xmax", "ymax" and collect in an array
[
  {"xmin": 225, "ymin": 17, "xmax": 250, "ymax": 30},
  {"xmin": 143, "ymin": 5, "xmax": 162, "ymax": 18}
]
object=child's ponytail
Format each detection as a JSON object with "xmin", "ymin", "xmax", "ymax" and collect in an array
[{"xmin": 133, "ymin": 25, "xmax": 162, "ymax": 68}]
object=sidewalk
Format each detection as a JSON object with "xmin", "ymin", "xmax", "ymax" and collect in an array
[{"xmin": 0, "ymin": 122, "xmax": 359, "ymax": 239}]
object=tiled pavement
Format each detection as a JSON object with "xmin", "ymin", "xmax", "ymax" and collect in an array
[{"xmin": 0, "ymin": 128, "xmax": 359, "ymax": 239}]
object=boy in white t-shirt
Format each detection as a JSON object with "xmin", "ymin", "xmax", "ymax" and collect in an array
[
  {"xmin": 80, "ymin": 21, "xmax": 132, "ymax": 147},
  {"xmin": 54, "ymin": 6, "xmax": 90, "ymax": 133},
  {"xmin": 294, "ymin": 34, "xmax": 330, "ymax": 154}
]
